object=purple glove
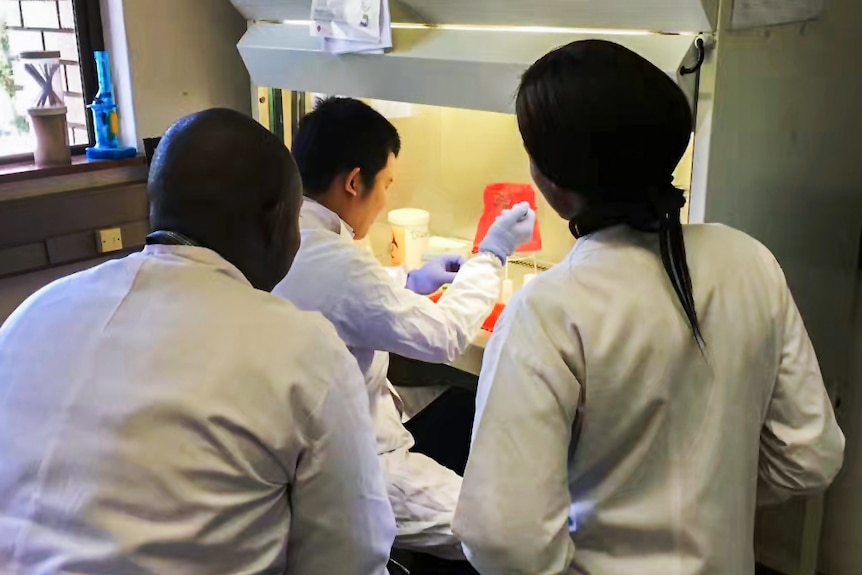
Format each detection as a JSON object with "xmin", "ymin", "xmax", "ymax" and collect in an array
[
  {"xmin": 479, "ymin": 201, "xmax": 537, "ymax": 263},
  {"xmin": 406, "ymin": 254, "xmax": 466, "ymax": 295}
]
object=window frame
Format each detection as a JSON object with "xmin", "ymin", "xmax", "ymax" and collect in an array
[{"xmin": 0, "ymin": 0, "xmax": 105, "ymax": 166}]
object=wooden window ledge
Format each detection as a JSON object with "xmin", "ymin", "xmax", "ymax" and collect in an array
[
  {"xmin": 0, "ymin": 156, "xmax": 147, "ymax": 186},
  {"xmin": 0, "ymin": 155, "xmax": 149, "ymax": 204},
  {"xmin": 0, "ymin": 156, "xmax": 150, "ymax": 279}
]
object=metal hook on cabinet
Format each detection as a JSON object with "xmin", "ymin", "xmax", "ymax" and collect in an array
[{"xmin": 680, "ymin": 37, "xmax": 706, "ymax": 76}]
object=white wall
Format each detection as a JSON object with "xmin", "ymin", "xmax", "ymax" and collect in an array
[
  {"xmin": 100, "ymin": 0, "xmax": 251, "ymax": 149},
  {"xmin": 820, "ymin": 276, "xmax": 862, "ymax": 575},
  {"xmin": 706, "ymin": 0, "xmax": 862, "ymax": 391},
  {"xmin": 702, "ymin": 0, "xmax": 862, "ymax": 573}
]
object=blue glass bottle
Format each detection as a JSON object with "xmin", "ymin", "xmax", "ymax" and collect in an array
[{"xmin": 86, "ymin": 51, "xmax": 136, "ymax": 160}]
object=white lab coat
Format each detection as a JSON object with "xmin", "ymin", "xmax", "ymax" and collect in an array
[
  {"xmin": 453, "ymin": 224, "xmax": 845, "ymax": 575},
  {"xmin": 0, "ymin": 245, "xmax": 394, "ymax": 575},
  {"xmin": 274, "ymin": 199, "xmax": 503, "ymax": 559}
]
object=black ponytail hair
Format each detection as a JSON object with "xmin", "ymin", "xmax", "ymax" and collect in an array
[
  {"xmin": 655, "ymin": 193, "xmax": 705, "ymax": 351},
  {"xmin": 516, "ymin": 39, "xmax": 705, "ymax": 350},
  {"xmin": 567, "ymin": 185, "xmax": 705, "ymax": 350}
]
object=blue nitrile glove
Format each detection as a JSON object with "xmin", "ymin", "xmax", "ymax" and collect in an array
[
  {"xmin": 406, "ymin": 254, "xmax": 466, "ymax": 295},
  {"xmin": 479, "ymin": 201, "xmax": 537, "ymax": 263}
]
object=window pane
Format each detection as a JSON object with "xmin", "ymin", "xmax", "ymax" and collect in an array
[
  {"xmin": 68, "ymin": 123, "xmax": 87, "ymax": 145},
  {"xmin": 6, "ymin": 29, "xmax": 44, "ymax": 53},
  {"xmin": 63, "ymin": 63, "xmax": 81, "ymax": 93},
  {"xmin": 3, "ymin": 2, "xmax": 23, "ymax": 29},
  {"xmin": 43, "ymin": 31, "xmax": 79, "ymax": 62},
  {"xmin": 1, "ymin": 0, "xmax": 93, "ymax": 159},
  {"xmin": 58, "ymin": 1, "xmax": 74, "ymax": 30},
  {"xmin": 21, "ymin": 1, "xmax": 61, "ymax": 29},
  {"xmin": 66, "ymin": 92, "xmax": 85, "ymax": 125}
]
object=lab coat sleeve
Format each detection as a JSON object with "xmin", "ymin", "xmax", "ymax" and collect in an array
[
  {"xmin": 758, "ymin": 272, "xmax": 845, "ymax": 503},
  {"xmin": 335, "ymin": 250, "xmax": 503, "ymax": 363},
  {"xmin": 453, "ymin": 296, "xmax": 582, "ymax": 575},
  {"xmin": 285, "ymin": 353, "xmax": 396, "ymax": 575}
]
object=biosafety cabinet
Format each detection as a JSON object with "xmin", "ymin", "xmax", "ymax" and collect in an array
[
  {"xmin": 232, "ymin": 0, "xmax": 717, "ymax": 268},
  {"xmin": 229, "ymin": 1, "xmax": 862, "ymax": 574}
]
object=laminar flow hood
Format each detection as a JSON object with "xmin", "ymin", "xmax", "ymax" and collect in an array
[{"xmin": 231, "ymin": 0, "xmax": 719, "ymax": 113}]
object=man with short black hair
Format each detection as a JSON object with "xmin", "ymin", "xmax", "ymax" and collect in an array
[
  {"xmin": 0, "ymin": 108, "xmax": 394, "ymax": 575},
  {"xmin": 274, "ymin": 97, "xmax": 535, "ymax": 570}
]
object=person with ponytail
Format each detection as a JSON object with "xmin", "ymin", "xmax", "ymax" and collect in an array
[{"xmin": 453, "ymin": 40, "xmax": 844, "ymax": 575}]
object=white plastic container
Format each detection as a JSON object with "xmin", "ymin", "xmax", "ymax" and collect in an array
[{"xmin": 388, "ymin": 208, "xmax": 430, "ymax": 271}]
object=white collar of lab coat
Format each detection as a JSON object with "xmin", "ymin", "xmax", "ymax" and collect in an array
[
  {"xmin": 569, "ymin": 224, "xmax": 653, "ymax": 258},
  {"xmin": 142, "ymin": 244, "xmax": 251, "ymax": 286},
  {"xmin": 301, "ymin": 197, "xmax": 356, "ymax": 240}
]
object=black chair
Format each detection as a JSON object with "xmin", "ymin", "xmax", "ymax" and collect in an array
[{"xmin": 143, "ymin": 137, "xmax": 161, "ymax": 165}]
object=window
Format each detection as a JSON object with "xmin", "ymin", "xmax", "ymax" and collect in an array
[{"xmin": 0, "ymin": 0, "xmax": 103, "ymax": 162}]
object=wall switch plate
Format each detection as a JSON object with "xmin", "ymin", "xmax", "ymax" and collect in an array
[{"xmin": 97, "ymin": 228, "xmax": 123, "ymax": 253}]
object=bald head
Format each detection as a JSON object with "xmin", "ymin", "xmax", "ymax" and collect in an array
[{"xmin": 148, "ymin": 108, "xmax": 303, "ymax": 291}]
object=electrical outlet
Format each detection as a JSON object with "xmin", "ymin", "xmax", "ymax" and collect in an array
[{"xmin": 97, "ymin": 228, "xmax": 123, "ymax": 253}]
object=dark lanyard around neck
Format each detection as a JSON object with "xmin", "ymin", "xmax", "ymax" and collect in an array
[{"xmin": 145, "ymin": 230, "xmax": 200, "ymax": 247}]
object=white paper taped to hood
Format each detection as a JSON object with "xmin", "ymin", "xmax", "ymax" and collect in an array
[
  {"xmin": 321, "ymin": 0, "xmax": 391, "ymax": 55},
  {"xmin": 311, "ymin": 0, "xmax": 382, "ymax": 43}
]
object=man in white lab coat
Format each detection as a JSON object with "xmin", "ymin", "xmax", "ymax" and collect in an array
[
  {"xmin": 453, "ymin": 40, "xmax": 845, "ymax": 575},
  {"xmin": 0, "ymin": 109, "xmax": 395, "ymax": 575},
  {"xmin": 273, "ymin": 97, "xmax": 535, "ymax": 570}
]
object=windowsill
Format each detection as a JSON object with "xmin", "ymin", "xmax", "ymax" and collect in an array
[
  {"xmin": 0, "ymin": 155, "xmax": 150, "ymax": 204},
  {"xmin": 0, "ymin": 155, "xmax": 147, "ymax": 186}
]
